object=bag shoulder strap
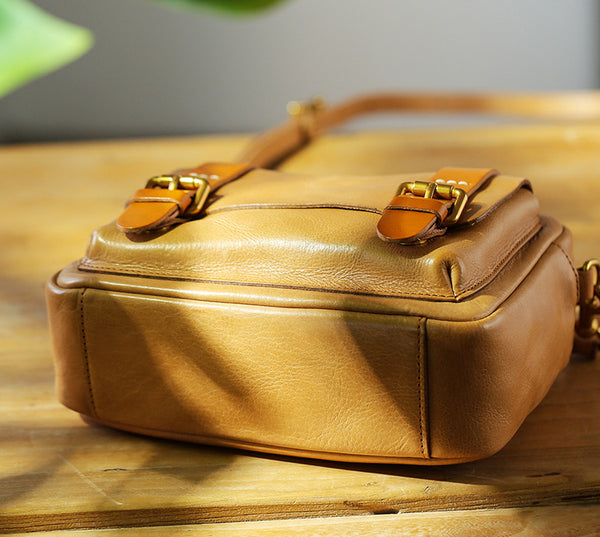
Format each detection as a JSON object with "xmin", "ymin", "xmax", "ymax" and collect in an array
[{"xmin": 238, "ymin": 91, "xmax": 600, "ymax": 168}]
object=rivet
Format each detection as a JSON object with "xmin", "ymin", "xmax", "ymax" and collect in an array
[{"xmin": 209, "ymin": 174, "xmax": 220, "ymax": 180}]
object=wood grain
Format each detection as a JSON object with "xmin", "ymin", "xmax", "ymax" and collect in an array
[
  {"xmin": 3, "ymin": 505, "xmax": 600, "ymax": 537},
  {"xmin": 0, "ymin": 125, "xmax": 599, "ymax": 534}
]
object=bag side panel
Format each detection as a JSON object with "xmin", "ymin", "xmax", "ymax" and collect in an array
[
  {"xmin": 427, "ymin": 228, "xmax": 577, "ymax": 461},
  {"xmin": 65, "ymin": 289, "xmax": 428, "ymax": 460},
  {"xmin": 46, "ymin": 275, "xmax": 96, "ymax": 418}
]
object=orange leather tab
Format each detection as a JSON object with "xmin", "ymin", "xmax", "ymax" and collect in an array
[
  {"xmin": 116, "ymin": 163, "xmax": 252, "ymax": 234},
  {"xmin": 124, "ymin": 188, "xmax": 192, "ymax": 208},
  {"xmin": 377, "ymin": 197, "xmax": 448, "ymax": 244},
  {"xmin": 377, "ymin": 168, "xmax": 498, "ymax": 244},
  {"xmin": 385, "ymin": 196, "xmax": 450, "ymax": 218},
  {"xmin": 117, "ymin": 189, "xmax": 193, "ymax": 233}
]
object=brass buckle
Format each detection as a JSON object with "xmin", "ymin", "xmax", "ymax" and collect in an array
[
  {"xmin": 577, "ymin": 259, "xmax": 600, "ymax": 339},
  {"xmin": 145, "ymin": 174, "xmax": 211, "ymax": 215},
  {"xmin": 396, "ymin": 181, "xmax": 468, "ymax": 225}
]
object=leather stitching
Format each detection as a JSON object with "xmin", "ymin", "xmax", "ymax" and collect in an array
[
  {"xmin": 129, "ymin": 198, "xmax": 183, "ymax": 205},
  {"xmin": 199, "ymin": 178, "xmax": 531, "ymax": 225},
  {"xmin": 83, "ymin": 413, "xmax": 480, "ymax": 463},
  {"xmin": 78, "ymin": 222, "xmax": 544, "ymax": 302},
  {"xmin": 383, "ymin": 205, "xmax": 442, "ymax": 222},
  {"xmin": 417, "ymin": 317, "xmax": 426, "ymax": 458},
  {"xmin": 384, "ymin": 206, "xmax": 441, "ymax": 215},
  {"xmin": 207, "ymin": 203, "xmax": 383, "ymax": 216},
  {"xmin": 79, "ymin": 289, "xmax": 97, "ymax": 417},
  {"xmin": 77, "ymin": 262, "xmax": 459, "ymax": 300}
]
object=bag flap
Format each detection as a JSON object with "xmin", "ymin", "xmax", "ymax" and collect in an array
[{"xmin": 78, "ymin": 170, "xmax": 540, "ymax": 302}]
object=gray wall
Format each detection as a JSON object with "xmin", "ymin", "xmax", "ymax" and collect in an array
[{"xmin": 1, "ymin": 0, "xmax": 599, "ymax": 142}]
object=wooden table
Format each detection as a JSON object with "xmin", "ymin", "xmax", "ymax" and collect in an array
[{"xmin": 1, "ymin": 125, "xmax": 599, "ymax": 535}]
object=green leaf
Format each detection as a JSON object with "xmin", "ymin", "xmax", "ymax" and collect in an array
[
  {"xmin": 0, "ymin": 0, "xmax": 93, "ymax": 98},
  {"xmin": 154, "ymin": 0, "xmax": 288, "ymax": 15}
]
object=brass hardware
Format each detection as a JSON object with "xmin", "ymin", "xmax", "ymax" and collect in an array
[
  {"xmin": 286, "ymin": 96, "xmax": 327, "ymax": 118},
  {"xmin": 287, "ymin": 96, "xmax": 326, "ymax": 140},
  {"xmin": 577, "ymin": 259, "xmax": 600, "ymax": 340},
  {"xmin": 396, "ymin": 181, "xmax": 469, "ymax": 225},
  {"xmin": 146, "ymin": 175, "xmax": 211, "ymax": 215}
]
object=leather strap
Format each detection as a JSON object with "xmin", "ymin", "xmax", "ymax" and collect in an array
[
  {"xmin": 238, "ymin": 91, "xmax": 600, "ymax": 168},
  {"xmin": 118, "ymin": 91, "xmax": 600, "ymax": 235}
]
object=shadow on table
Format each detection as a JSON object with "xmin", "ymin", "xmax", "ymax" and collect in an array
[
  {"xmin": 0, "ymin": 436, "xmax": 70, "ymax": 507},
  {"xmin": 242, "ymin": 355, "xmax": 599, "ymax": 513},
  {"xmin": 3, "ymin": 237, "xmax": 599, "ymax": 532}
]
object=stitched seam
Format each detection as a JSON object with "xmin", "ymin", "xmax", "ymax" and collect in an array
[
  {"xmin": 385, "ymin": 206, "xmax": 441, "ymax": 216},
  {"xmin": 79, "ymin": 289, "xmax": 97, "ymax": 417},
  {"xmin": 454, "ymin": 220, "xmax": 541, "ymax": 299},
  {"xmin": 87, "ymin": 413, "xmax": 474, "ymax": 462},
  {"xmin": 129, "ymin": 198, "xmax": 184, "ymax": 204},
  {"xmin": 551, "ymin": 238, "xmax": 579, "ymax": 302},
  {"xmin": 417, "ymin": 317, "xmax": 426, "ymax": 458},
  {"xmin": 78, "ymin": 222, "xmax": 543, "ymax": 303},
  {"xmin": 384, "ymin": 205, "xmax": 443, "ymax": 224},
  {"xmin": 77, "ymin": 218, "xmax": 544, "ymax": 302},
  {"xmin": 208, "ymin": 179, "xmax": 530, "ymax": 222},
  {"xmin": 78, "ymin": 260, "xmax": 456, "ymax": 299},
  {"xmin": 206, "ymin": 203, "xmax": 383, "ymax": 216}
]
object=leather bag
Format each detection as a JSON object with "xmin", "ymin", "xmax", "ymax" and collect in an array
[{"xmin": 46, "ymin": 92, "xmax": 600, "ymax": 464}]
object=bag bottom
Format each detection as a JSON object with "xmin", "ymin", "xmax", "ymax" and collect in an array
[{"xmin": 80, "ymin": 414, "xmax": 485, "ymax": 466}]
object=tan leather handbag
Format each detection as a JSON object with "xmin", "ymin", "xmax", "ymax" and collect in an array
[{"xmin": 46, "ymin": 92, "xmax": 600, "ymax": 465}]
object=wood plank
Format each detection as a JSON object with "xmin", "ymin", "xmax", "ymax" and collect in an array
[
  {"xmin": 1, "ymin": 356, "xmax": 598, "ymax": 532},
  {"xmin": 1, "ymin": 126, "xmax": 599, "ymax": 533},
  {"xmin": 4, "ymin": 505, "xmax": 600, "ymax": 537}
]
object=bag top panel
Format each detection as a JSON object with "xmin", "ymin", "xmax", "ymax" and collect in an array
[{"xmin": 79, "ymin": 170, "xmax": 541, "ymax": 303}]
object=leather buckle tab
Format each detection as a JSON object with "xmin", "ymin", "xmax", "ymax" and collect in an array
[
  {"xmin": 377, "ymin": 168, "xmax": 498, "ymax": 244},
  {"xmin": 116, "ymin": 162, "xmax": 252, "ymax": 234}
]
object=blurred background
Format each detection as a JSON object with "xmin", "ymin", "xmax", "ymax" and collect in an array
[{"xmin": 1, "ymin": 0, "xmax": 599, "ymax": 143}]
